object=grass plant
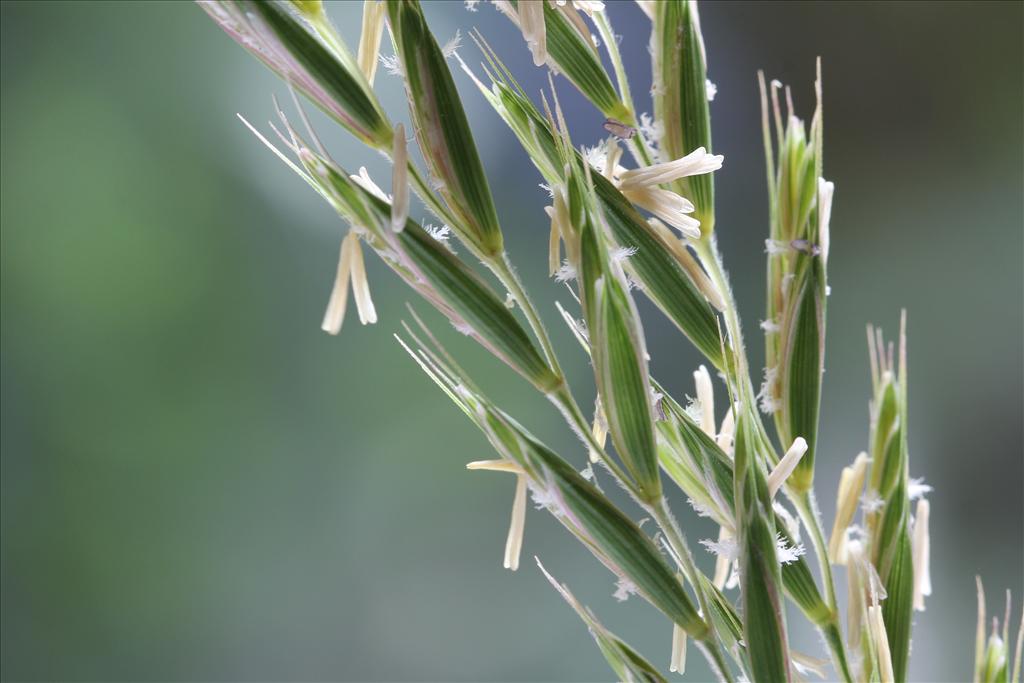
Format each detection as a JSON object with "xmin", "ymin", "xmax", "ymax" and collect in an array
[{"xmin": 198, "ymin": 1, "xmax": 1021, "ymax": 679}]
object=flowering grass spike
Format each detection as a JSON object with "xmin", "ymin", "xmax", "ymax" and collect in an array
[{"xmin": 199, "ymin": 1, "xmax": 990, "ymax": 680}]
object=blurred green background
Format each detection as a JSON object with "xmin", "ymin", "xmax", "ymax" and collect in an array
[{"xmin": 1, "ymin": 1, "xmax": 1021, "ymax": 680}]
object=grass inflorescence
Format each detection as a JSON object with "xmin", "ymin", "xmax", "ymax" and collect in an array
[{"xmin": 198, "ymin": 1, "xmax": 1017, "ymax": 680}]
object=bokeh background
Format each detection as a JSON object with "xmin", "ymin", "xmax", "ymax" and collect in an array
[{"xmin": 2, "ymin": 1, "xmax": 1021, "ymax": 680}]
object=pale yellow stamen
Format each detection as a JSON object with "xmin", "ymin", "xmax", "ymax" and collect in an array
[
  {"xmin": 357, "ymin": 0, "xmax": 386, "ymax": 85},
  {"xmin": 321, "ymin": 232, "xmax": 355, "ymax": 335},
  {"xmin": 670, "ymin": 622, "xmax": 687, "ymax": 674},
  {"xmin": 350, "ymin": 166, "xmax": 389, "ymax": 202},
  {"xmin": 604, "ymin": 138, "xmax": 622, "ymax": 181},
  {"xmin": 504, "ymin": 475, "xmax": 527, "ymax": 571},
  {"xmin": 647, "ymin": 218, "xmax": 725, "ymax": 311},
  {"xmin": 693, "ymin": 364, "xmax": 715, "ymax": 437},
  {"xmin": 547, "ymin": 189, "xmax": 572, "ymax": 277},
  {"xmin": 518, "ymin": 1, "xmax": 547, "ymax": 67},
  {"xmin": 977, "ymin": 577, "xmax": 987, "ymax": 679},
  {"xmin": 791, "ymin": 651, "xmax": 829, "ymax": 679},
  {"xmin": 768, "ymin": 437, "xmax": 807, "ymax": 497},
  {"xmin": 466, "ymin": 459, "xmax": 524, "ymax": 474},
  {"xmin": 712, "ymin": 526, "xmax": 732, "ymax": 589},
  {"xmin": 846, "ymin": 540, "xmax": 866, "ymax": 650},
  {"xmin": 868, "ymin": 605, "xmax": 895, "ymax": 683},
  {"xmin": 348, "ymin": 234, "xmax": 377, "ymax": 325},
  {"xmin": 545, "ymin": 205, "xmax": 561, "ymax": 276},
  {"xmin": 554, "ymin": 1, "xmax": 594, "ymax": 52},
  {"xmin": 560, "ymin": 0, "xmax": 604, "ymax": 14},
  {"xmin": 716, "ymin": 405, "xmax": 735, "ymax": 454},
  {"xmin": 617, "ymin": 147, "xmax": 723, "ymax": 190},
  {"xmin": 622, "ymin": 186, "xmax": 701, "ymax": 239},
  {"xmin": 590, "ymin": 400, "xmax": 608, "ymax": 464},
  {"xmin": 817, "ymin": 177, "xmax": 834, "ymax": 265},
  {"xmin": 466, "ymin": 460, "xmax": 528, "ymax": 571},
  {"xmin": 391, "ymin": 123, "xmax": 409, "ymax": 232},
  {"xmin": 828, "ymin": 452, "xmax": 869, "ymax": 563},
  {"xmin": 634, "ymin": 0, "xmax": 655, "ymax": 20},
  {"xmin": 912, "ymin": 498, "xmax": 931, "ymax": 611}
]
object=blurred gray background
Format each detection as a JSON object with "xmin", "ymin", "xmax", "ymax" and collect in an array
[{"xmin": 2, "ymin": 1, "xmax": 1021, "ymax": 680}]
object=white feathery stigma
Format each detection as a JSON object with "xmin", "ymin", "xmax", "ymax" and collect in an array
[
  {"xmin": 700, "ymin": 535, "xmax": 738, "ymax": 561},
  {"xmin": 378, "ymin": 53, "xmax": 402, "ymax": 77},
  {"xmin": 442, "ymin": 29, "xmax": 463, "ymax": 58},
  {"xmin": 758, "ymin": 365, "xmax": 781, "ymax": 415},
  {"xmin": 613, "ymin": 577, "xmax": 637, "ymax": 602},
  {"xmin": 775, "ymin": 533, "xmax": 806, "ymax": 565},
  {"xmin": 908, "ymin": 477, "xmax": 933, "ymax": 500}
]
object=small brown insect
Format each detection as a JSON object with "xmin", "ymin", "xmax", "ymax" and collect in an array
[{"xmin": 602, "ymin": 117, "xmax": 636, "ymax": 139}]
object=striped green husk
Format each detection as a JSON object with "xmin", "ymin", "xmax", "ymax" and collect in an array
[
  {"xmin": 659, "ymin": 392, "xmax": 832, "ymax": 625},
  {"xmin": 733, "ymin": 412, "xmax": 791, "ymax": 682},
  {"xmin": 312, "ymin": 158, "xmax": 559, "ymax": 392},
  {"xmin": 780, "ymin": 255, "xmax": 826, "ymax": 491},
  {"xmin": 506, "ymin": 0, "xmax": 626, "ymax": 119},
  {"xmin": 653, "ymin": 0, "xmax": 714, "ymax": 233},
  {"xmin": 463, "ymin": 57, "xmax": 725, "ymax": 369},
  {"xmin": 237, "ymin": 0, "xmax": 392, "ymax": 147},
  {"xmin": 577, "ymin": 204, "xmax": 662, "ymax": 501},
  {"xmin": 592, "ymin": 174, "xmax": 724, "ymax": 369},
  {"xmin": 386, "ymin": 0, "xmax": 504, "ymax": 256},
  {"xmin": 478, "ymin": 406, "xmax": 707, "ymax": 637}
]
